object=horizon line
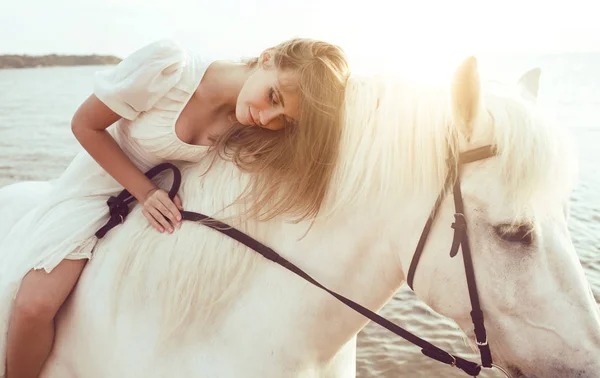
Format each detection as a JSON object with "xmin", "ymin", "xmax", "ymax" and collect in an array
[{"xmin": 3, "ymin": 47, "xmax": 600, "ymax": 58}]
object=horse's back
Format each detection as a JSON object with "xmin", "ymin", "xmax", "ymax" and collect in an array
[
  {"xmin": 36, "ymin": 161, "xmax": 393, "ymax": 378},
  {"xmin": 42, "ymin": 229, "xmax": 360, "ymax": 378}
]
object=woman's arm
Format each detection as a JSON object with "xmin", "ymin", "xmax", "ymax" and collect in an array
[
  {"xmin": 71, "ymin": 94, "xmax": 181, "ymax": 233},
  {"xmin": 71, "ymin": 94, "xmax": 155, "ymax": 202}
]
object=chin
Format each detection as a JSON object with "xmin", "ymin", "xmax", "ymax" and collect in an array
[{"xmin": 234, "ymin": 110, "xmax": 248, "ymax": 126}]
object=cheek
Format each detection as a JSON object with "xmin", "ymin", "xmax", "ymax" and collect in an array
[
  {"xmin": 237, "ymin": 85, "xmax": 250, "ymax": 105},
  {"xmin": 239, "ymin": 78, "xmax": 264, "ymax": 105},
  {"xmin": 247, "ymin": 88, "xmax": 268, "ymax": 108},
  {"xmin": 239, "ymin": 92, "xmax": 256, "ymax": 109}
]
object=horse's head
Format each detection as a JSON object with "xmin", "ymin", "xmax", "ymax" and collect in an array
[{"xmin": 405, "ymin": 56, "xmax": 600, "ymax": 377}]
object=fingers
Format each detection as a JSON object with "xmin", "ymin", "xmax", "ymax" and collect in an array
[
  {"xmin": 148, "ymin": 207, "xmax": 174, "ymax": 233},
  {"xmin": 154, "ymin": 200, "xmax": 180, "ymax": 230},
  {"xmin": 143, "ymin": 189, "xmax": 182, "ymax": 233},
  {"xmin": 142, "ymin": 208, "xmax": 165, "ymax": 233},
  {"xmin": 157, "ymin": 194, "xmax": 182, "ymax": 225}
]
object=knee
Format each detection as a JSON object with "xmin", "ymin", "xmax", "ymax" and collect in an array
[{"xmin": 12, "ymin": 291, "xmax": 58, "ymax": 324}]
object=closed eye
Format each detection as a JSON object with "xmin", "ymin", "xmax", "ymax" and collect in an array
[
  {"xmin": 269, "ymin": 88, "xmax": 279, "ymax": 105},
  {"xmin": 494, "ymin": 223, "xmax": 535, "ymax": 245}
]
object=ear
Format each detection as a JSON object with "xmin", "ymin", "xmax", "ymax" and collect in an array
[
  {"xmin": 259, "ymin": 48, "xmax": 275, "ymax": 65},
  {"xmin": 517, "ymin": 67, "xmax": 541, "ymax": 101},
  {"xmin": 450, "ymin": 56, "xmax": 483, "ymax": 141}
]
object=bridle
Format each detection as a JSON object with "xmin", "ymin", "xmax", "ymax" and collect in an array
[
  {"xmin": 407, "ymin": 144, "xmax": 498, "ymax": 374},
  {"xmin": 95, "ymin": 144, "xmax": 511, "ymax": 377}
]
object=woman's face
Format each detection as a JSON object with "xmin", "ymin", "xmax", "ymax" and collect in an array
[{"xmin": 236, "ymin": 59, "xmax": 300, "ymax": 131}]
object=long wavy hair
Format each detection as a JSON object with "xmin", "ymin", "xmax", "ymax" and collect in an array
[{"xmin": 207, "ymin": 38, "xmax": 350, "ymax": 223}]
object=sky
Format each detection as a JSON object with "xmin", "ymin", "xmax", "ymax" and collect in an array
[{"xmin": 1, "ymin": 0, "xmax": 599, "ymax": 75}]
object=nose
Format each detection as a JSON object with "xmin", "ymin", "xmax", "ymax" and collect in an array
[{"xmin": 259, "ymin": 108, "xmax": 281, "ymax": 126}]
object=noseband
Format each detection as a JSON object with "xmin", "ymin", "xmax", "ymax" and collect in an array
[{"xmin": 96, "ymin": 145, "xmax": 504, "ymax": 377}]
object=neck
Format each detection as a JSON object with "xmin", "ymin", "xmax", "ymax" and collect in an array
[{"xmin": 197, "ymin": 60, "xmax": 253, "ymax": 114}]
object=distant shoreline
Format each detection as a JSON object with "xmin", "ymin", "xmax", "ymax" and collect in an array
[{"xmin": 0, "ymin": 54, "xmax": 121, "ymax": 69}]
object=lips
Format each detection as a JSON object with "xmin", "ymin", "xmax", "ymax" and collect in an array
[{"xmin": 248, "ymin": 108, "xmax": 256, "ymax": 126}]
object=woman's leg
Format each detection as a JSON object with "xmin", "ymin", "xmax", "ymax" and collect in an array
[{"xmin": 6, "ymin": 259, "xmax": 87, "ymax": 378}]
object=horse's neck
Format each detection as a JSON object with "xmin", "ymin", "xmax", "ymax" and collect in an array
[
  {"xmin": 298, "ymin": 192, "xmax": 436, "ymax": 309},
  {"xmin": 340, "ymin": 187, "xmax": 451, "ymax": 296}
]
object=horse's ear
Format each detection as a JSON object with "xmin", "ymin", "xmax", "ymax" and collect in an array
[
  {"xmin": 450, "ymin": 56, "xmax": 482, "ymax": 141},
  {"xmin": 517, "ymin": 67, "xmax": 541, "ymax": 102}
]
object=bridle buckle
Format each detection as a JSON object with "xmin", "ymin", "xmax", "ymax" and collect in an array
[{"xmin": 451, "ymin": 213, "xmax": 466, "ymax": 230}]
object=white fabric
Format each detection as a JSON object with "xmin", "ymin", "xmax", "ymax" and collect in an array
[
  {"xmin": 94, "ymin": 39, "xmax": 186, "ymax": 120},
  {"xmin": 0, "ymin": 39, "xmax": 211, "ymax": 376}
]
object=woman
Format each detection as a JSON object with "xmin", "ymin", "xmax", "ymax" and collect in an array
[{"xmin": 0, "ymin": 37, "xmax": 349, "ymax": 378}]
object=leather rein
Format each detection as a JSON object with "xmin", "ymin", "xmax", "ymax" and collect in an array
[{"xmin": 95, "ymin": 144, "xmax": 506, "ymax": 377}]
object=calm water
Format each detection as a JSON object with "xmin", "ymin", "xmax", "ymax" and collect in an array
[{"xmin": 0, "ymin": 54, "xmax": 599, "ymax": 377}]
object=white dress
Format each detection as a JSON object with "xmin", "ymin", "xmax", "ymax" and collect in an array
[{"xmin": 0, "ymin": 39, "xmax": 211, "ymax": 374}]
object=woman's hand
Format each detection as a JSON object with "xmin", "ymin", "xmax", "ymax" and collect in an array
[
  {"xmin": 141, "ymin": 188, "xmax": 183, "ymax": 233},
  {"xmin": 72, "ymin": 95, "xmax": 184, "ymax": 232}
]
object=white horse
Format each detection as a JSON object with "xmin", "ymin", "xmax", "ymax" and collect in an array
[{"xmin": 2, "ymin": 56, "xmax": 600, "ymax": 378}]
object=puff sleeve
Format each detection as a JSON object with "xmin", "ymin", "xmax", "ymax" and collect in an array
[{"xmin": 93, "ymin": 39, "xmax": 186, "ymax": 120}]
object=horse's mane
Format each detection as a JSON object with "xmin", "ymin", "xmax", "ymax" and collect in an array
[{"xmin": 322, "ymin": 73, "xmax": 577, "ymax": 217}]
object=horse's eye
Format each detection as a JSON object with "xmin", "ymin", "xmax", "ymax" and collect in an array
[{"xmin": 494, "ymin": 223, "xmax": 534, "ymax": 245}]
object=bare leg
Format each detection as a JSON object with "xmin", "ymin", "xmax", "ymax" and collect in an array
[{"xmin": 6, "ymin": 259, "xmax": 87, "ymax": 378}]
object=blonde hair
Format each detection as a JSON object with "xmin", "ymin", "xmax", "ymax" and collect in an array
[{"xmin": 208, "ymin": 38, "xmax": 350, "ymax": 222}]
